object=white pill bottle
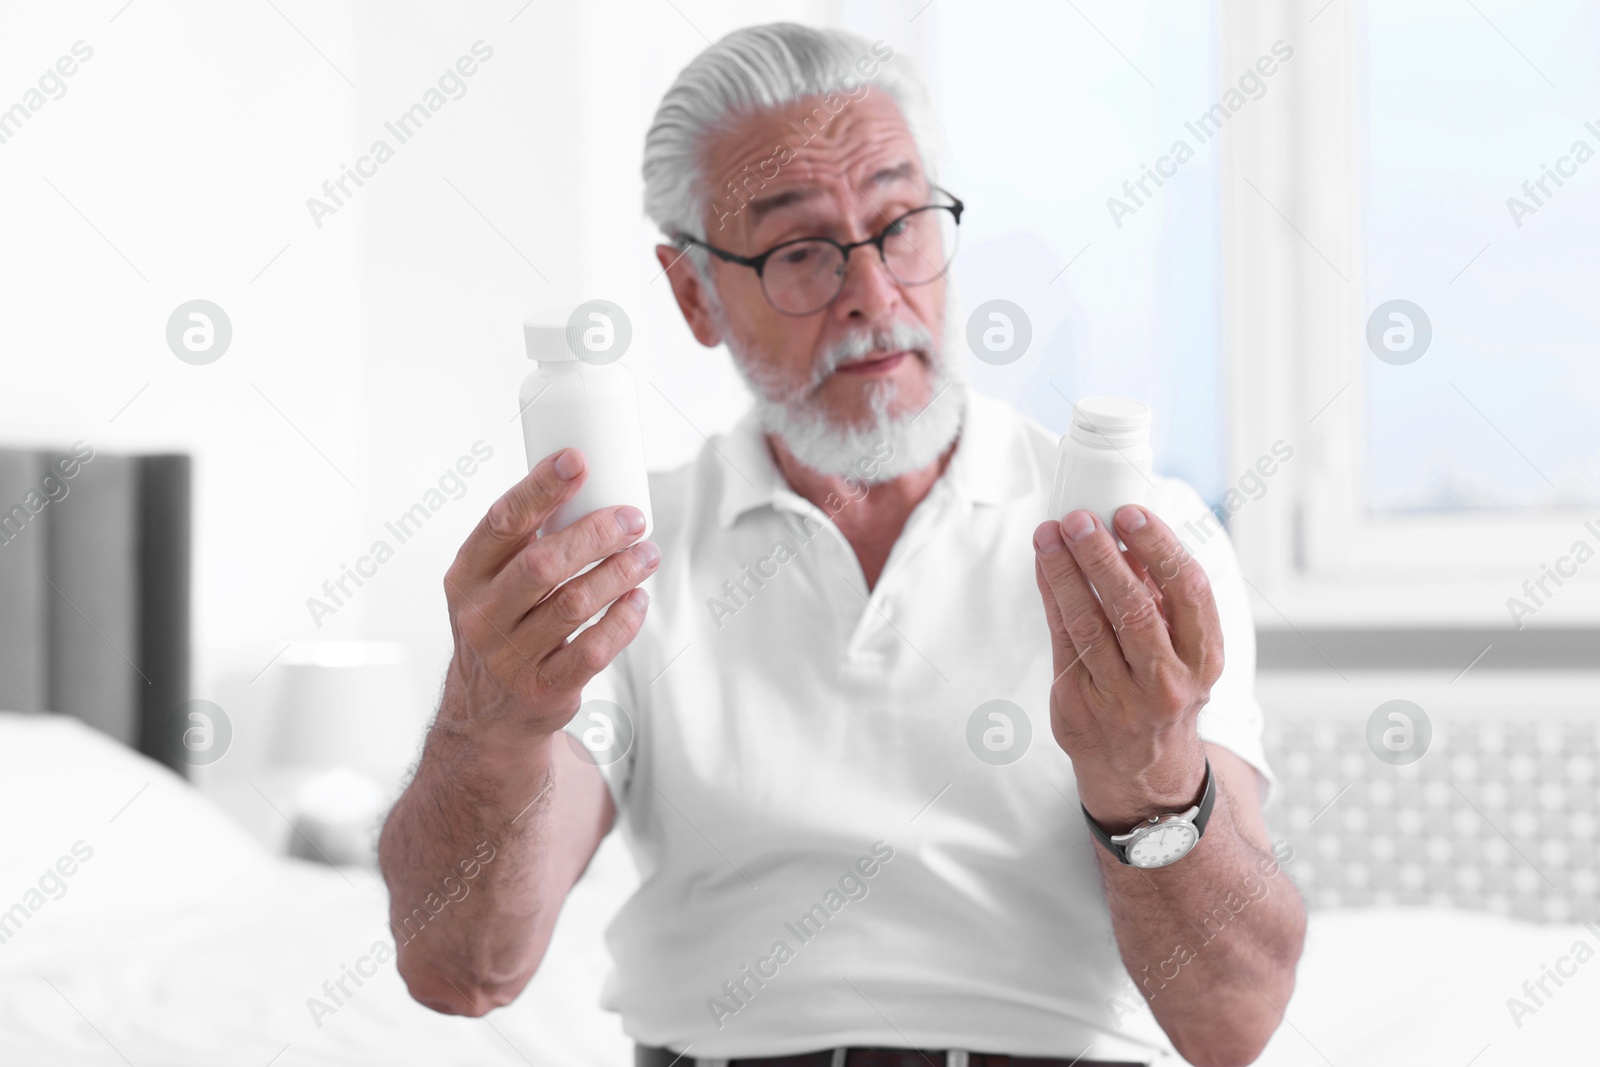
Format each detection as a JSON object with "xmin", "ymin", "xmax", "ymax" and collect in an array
[
  {"xmin": 518, "ymin": 304, "xmax": 653, "ymax": 540},
  {"xmin": 1047, "ymin": 395, "xmax": 1154, "ymax": 531}
]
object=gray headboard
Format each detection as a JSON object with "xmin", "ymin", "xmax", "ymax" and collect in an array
[{"xmin": 0, "ymin": 446, "xmax": 191, "ymax": 775}]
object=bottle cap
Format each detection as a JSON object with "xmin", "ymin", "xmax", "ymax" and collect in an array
[
  {"xmin": 1071, "ymin": 396, "xmax": 1152, "ymax": 446},
  {"xmin": 523, "ymin": 305, "xmax": 582, "ymax": 362}
]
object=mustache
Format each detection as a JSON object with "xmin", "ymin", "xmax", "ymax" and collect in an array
[{"xmin": 809, "ymin": 320, "xmax": 937, "ymax": 391}]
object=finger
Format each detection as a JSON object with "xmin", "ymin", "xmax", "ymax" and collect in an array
[
  {"xmin": 524, "ymin": 538, "xmax": 660, "ymax": 646},
  {"xmin": 1114, "ymin": 504, "xmax": 1221, "ymax": 673},
  {"xmin": 1122, "ymin": 551, "xmax": 1169, "ymax": 629},
  {"xmin": 457, "ymin": 448, "xmax": 588, "ymax": 578},
  {"xmin": 541, "ymin": 586, "xmax": 650, "ymax": 692},
  {"xmin": 1033, "ymin": 519, "xmax": 1129, "ymax": 688},
  {"xmin": 1033, "ymin": 555, "xmax": 1095, "ymax": 686},
  {"xmin": 1058, "ymin": 509, "xmax": 1175, "ymax": 679},
  {"xmin": 489, "ymin": 503, "xmax": 648, "ymax": 634}
]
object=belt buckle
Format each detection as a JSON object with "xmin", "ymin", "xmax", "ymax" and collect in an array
[
  {"xmin": 831, "ymin": 1050, "xmax": 966, "ymax": 1067},
  {"xmin": 709, "ymin": 1047, "xmax": 970, "ymax": 1067}
]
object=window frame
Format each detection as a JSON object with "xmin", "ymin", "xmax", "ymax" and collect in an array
[{"xmin": 1218, "ymin": 0, "xmax": 1600, "ymax": 628}]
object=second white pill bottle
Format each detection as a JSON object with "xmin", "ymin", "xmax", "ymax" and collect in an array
[
  {"xmin": 518, "ymin": 305, "xmax": 654, "ymax": 541},
  {"xmin": 1047, "ymin": 395, "xmax": 1154, "ymax": 532}
]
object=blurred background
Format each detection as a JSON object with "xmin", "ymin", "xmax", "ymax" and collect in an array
[
  {"xmin": 4, "ymin": 0, "xmax": 1596, "ymax": 786},
  {"xmin": 1, "ymin": 1, "xmax": 1597, "ymax": 1064}
]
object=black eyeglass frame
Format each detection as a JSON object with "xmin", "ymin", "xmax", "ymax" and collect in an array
[{"xmin": 672, "ymin": 185, "xmax": 964, "ymax": 316}]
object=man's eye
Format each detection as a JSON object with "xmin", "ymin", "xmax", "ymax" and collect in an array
[
  {"xmin": 777, "ymin": 245, "xmax": 819, "ymax": 266},
  {"xmin": 883, "ymin": 218, "xmax": 909, "ymax": 238}
]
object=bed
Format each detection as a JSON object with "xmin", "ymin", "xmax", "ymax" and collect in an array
[
  {"xmin": 0, "ymin": 711, "xmax": 637, "ymax": 1066},
  {"xmin": 1, "ymin": 703, "xmax": 1592, "ymax": 1067}
]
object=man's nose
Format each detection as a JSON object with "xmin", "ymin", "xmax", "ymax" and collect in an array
[{"xmin": 830, "ymin": 241, "xmax": 901, "ymax": 323}]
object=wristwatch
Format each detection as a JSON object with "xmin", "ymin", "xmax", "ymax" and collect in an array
[{"xmin": 1082, "ymin": 757, "xmax": 1215, "ymax": 869}]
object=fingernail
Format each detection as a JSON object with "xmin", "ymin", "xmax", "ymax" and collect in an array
[
  {"xmin": 1034, "ymin": 523, "xmax": 1065, "ymax": 555},
  {"xmin": 633, "ymin": 540, "xmax": 661, "ymax": 566},
  {"xmin": 1117, "ymin": 505, "xmax": 1147, "ymax": 533},
  {"xmin": 1061, "ymin": 511, "xmax": 1095, "ymax": 542},
  {"xmin": 616, "ymin": 506, "xmax": 646, "ymax": 535},
  {"xmin": 554, "ymin": 449, "xmax": 582, "ymax": 480},
  {"xmin": 630, "ymin": 587, "xmax": 650, "ymax": 610}
]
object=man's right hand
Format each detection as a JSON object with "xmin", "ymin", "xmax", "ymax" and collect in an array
[{"xmin": 440, "ymin": 446, "xmax": 657, "ymax": 743}]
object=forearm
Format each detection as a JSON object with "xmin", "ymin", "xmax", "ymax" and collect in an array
[
  {"xmin": 382, "ymin": 447, "xmax": 648, "ymax": 1013},
  {"xmin": 1087, "ymin": 752, "xmax": 1305, "ymax": 1066},
  {"xmin": 378, "ymin": 679, "xmax": 568, "ymax": 1012}
]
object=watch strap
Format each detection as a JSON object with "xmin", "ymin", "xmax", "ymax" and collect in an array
[{"xmin": 1082, "ymin": 756, "xmax": 1215, "ymax": 865}]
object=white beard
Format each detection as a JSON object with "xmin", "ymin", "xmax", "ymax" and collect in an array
[{"xmin": 719, "ymin": 293, "xmax": 969, "ymax": 485}]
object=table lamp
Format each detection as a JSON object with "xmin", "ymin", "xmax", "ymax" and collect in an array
[{"xmin": 267, "ymin": 640, "xmax": 420, "ymax": 865}]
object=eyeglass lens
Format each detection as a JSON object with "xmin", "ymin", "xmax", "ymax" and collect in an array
[{"xmin": 759, "ymin": 206, "xmax": 959, "ymax": 315}]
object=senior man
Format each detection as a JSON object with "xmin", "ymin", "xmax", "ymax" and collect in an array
[{"xmin": 380, "ymin": 22, "xmax": 1305, "ymax": 1067}]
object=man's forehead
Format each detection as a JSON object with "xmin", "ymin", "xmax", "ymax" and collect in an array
[
  {"xmin": 743, "ymin": 161, "xmax": 918, "ymax": 225},
  {"xmin": 700, "ymin": 92, "xmax": 923, "ymax": 223}
]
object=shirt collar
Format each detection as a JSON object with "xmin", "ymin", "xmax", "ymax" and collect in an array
[{"xmin": 714, "ymin": 386, "xmax": 1035, "ymax": 530}]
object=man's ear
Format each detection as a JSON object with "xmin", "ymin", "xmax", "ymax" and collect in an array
[{"xmin": 655, "ymin": 244, "xmax": 724, "ymax": 349}]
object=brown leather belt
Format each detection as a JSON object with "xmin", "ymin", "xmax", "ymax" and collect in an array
[{"xmin": 636, "ymin": 1045, "xmax": 1146, "ymax": 1067}]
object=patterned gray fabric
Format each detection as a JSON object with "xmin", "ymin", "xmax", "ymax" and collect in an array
[
  {"xmin": 0, "ymin": 447, "xmax": 190, "ymax": 774},
  {"xmin": 47, "ymin": 452, "xmax": 140, "ymax": 745},
  {"xmin": 0, "ymin": 451, "xmax": 48, "ymax": 712}
]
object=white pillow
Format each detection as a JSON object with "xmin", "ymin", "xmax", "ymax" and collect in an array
[{"xmin": 0, "ymin": 711, "xmax": 272, "ymax": 940}]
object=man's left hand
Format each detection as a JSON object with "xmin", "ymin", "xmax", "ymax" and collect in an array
[{"xmin": 1032, "ymin": 504, "xmax": 1223, "ymax": 829}]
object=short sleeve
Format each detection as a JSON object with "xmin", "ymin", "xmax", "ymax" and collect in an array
[
  {"xmin": 1152, "ymin": 478, "xmax": 1278, "ymax": 809},
  {"xmin": 560, "ymin": 657, "xmax": 638, "ymax": 818}
]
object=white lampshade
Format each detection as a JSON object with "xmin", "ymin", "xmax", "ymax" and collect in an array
[{"xmin": 267, "ymin": 640, "xmax": 419, "ymax": 782}]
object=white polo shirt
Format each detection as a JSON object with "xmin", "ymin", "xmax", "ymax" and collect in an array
[{"xmin": 564, "ymin": 388, "xmax": 1274, "ymax": 1063}]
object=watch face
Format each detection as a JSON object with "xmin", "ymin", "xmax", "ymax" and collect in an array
[{"xmin": 1126, "ymin": 822, "xmax": 1199, "ymax": 868}]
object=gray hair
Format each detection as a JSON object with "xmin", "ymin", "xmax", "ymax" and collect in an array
[{"xmin": 641, "ymin": 22, "xmax": 939, "ymax": 256}]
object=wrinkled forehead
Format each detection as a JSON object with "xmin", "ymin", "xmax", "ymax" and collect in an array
[{"xmin": 698, "ymin": 90, "xmax": 927, "ymax": 237}]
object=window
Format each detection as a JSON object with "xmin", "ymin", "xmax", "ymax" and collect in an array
[
  {"xmin": 1365, "ymin": 0, "xmax": 1600, "ymax": 515},
  {"xmin": 1223, "ymin": 0, "xmax": 1600, "ymax": 625}
]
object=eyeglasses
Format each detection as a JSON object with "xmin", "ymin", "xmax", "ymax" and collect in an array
[{"xmin": 674, "ymin": 186, "xmax": 963, "ymax": 317}]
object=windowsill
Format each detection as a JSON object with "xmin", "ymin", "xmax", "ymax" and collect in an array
[
  {"xmin": 1256, "ymin": 624, "xmax": 1600, "ymax": 672},
  {"xmin": 1246, "ymin": 578, "xmax": 1600, "ymax": 632}
]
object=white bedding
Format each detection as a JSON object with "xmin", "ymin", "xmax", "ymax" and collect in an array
[
  {"xmin": 0, "ymin": 712, "xmax": 1588, "ymax": 1066},
  {"xmin": 0, "ymin": 712, "xmax": 636, "ymax": 1067},
  {"xmin": 1254, "ymin": 908, "xmax": 1592, "ymax": 1066}
]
